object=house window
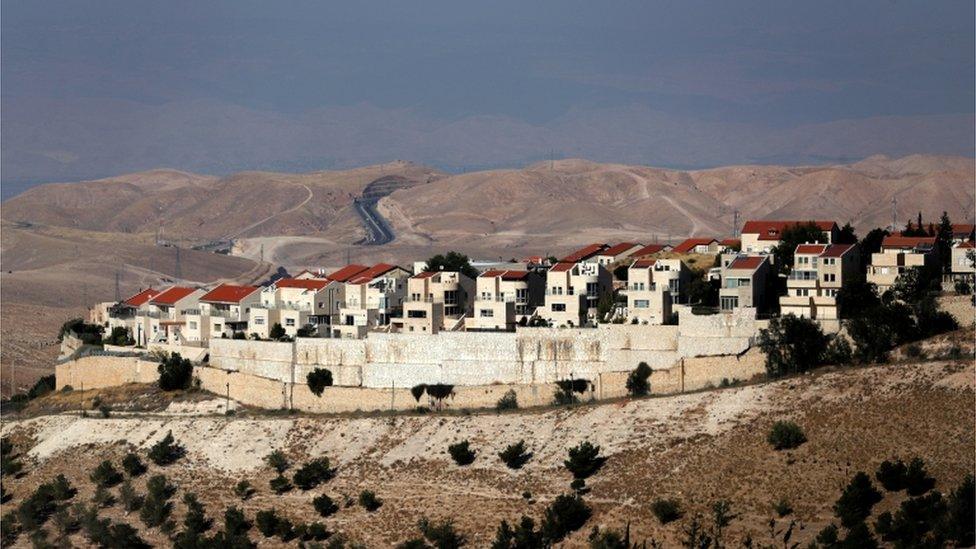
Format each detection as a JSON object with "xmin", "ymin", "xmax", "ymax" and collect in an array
[
  {"xmin": 188, "ymin": 321, "xmax": 197, "ymax": 329},
  {"xmin": 254, "ymin": 317, "xmax": 265, "ymax": 325},
  {"xmin": 634, "ymin": 300, "xmax": 649, "ymax": 308},
  {"xmin": 516, "ymin": 288, "xmax": 527, "ymax": 301},
  {"xmin": 720, "ymin": 296, "xmax": 739, "ymax": 310},
  {"xmin": 213, "ymin": 323, "xmax": 221, "ymax": 330},
  {"xmin": 408, "ymin": 310, "xmax": 427, "ymax": 318},
  {"xmin": 285, "ymin": 318, "xmax": 296, "ymax": 327},
  {"xmin": 444, "ymin": 290, "xmax": 458, "ymax": 305},
  {"xmin": 552, "ymin": 303, "xmax": 566, "ymax": 312},
  {"xmin": 480, "ymin": 309, "xmax": 493, "ymax": 317}
]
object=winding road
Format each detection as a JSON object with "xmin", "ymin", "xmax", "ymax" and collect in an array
[{"xmin": 353, "ymin": 197, "xmax": 395, "ymax": 245}]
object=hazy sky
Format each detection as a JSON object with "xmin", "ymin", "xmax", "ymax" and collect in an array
[{"xmin": 2, "ymin": 1, "xmax": 974, "ymax": 193}]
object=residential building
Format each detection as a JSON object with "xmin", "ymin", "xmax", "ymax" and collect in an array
[
  {"xmin": 541, "ymin": 261, "xmax": 612, "ymax": 327},
  {"xmin": 97, "ymin": 288, "xmax": 161, "ymax": 338},
  {"xmin": 561, "ymin": 243, "xmax": 608, "ymax": 264},
  {"xmin": 740, "ymin": 220, "xmax": 839, "ymax": 254},
  {"xmin": 135, "ymin": 286, "xmax": 205, "ymax": 345},
  {"xmin": 631, "ymin": 243, "xmax": 672, "ymax": 257},
  {"xmin": 951, "ymin": 224, "xmax": 975, "ymax": 244},
  {"xmin": 591, "ymin": 242, "xmax": 643, "ymax": 265},
  {"xmin": 623, "ymin": 258, "xmax": 672, "ymax": 324},
  {"xmin": 650, "ymin": 258, "xmax": 692, "ymax": 304},
  {"xmin": 950, "ymin": 241, "xmax": 975, "ymax": 283},
  {"xmin": 779, "ymin": 243, "xmax": 858, "ymax": 320},
  {"xmin": 672, "ymin": 237, "xmax": 722, "ymax": 255},
  {"xmin": 467, "ymin": 269, "xmax": 544, "ymax": 331},
  {"xmin": 866, "ymin": 236, "xmax": 936, "ymax": 294},
  {"xmin": 395, "ymin": 270, "xmax": 475, "ymax": 334},
  {"xmin": 719, "ymin": 256, "xmax": 771, "ymax": 311},
  {"xmin": 335, "ymin": 264, "xmax": 411, "ymax": 339},
  {"xmin": 183, "ymin": 284, "xmax": 261, "ymax": 343}
]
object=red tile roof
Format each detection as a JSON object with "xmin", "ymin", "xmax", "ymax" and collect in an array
[
  {"xmin": 600, "ymin": 242, "xmax": 641, "ymax": 257},
  {"xmin": 412, "ymin": 270, "xmax": 439, "ymax": 279},
  {"xmin": 952, "ymin": 224, "xmax": 975, "ymax": 238},
  {"xmin": 673, "ymin": 238, "xmax": 719, "ymax": 253},
  {"xmin": 632, "ymin": 244, "xmax": 669, "ymax": 257},
  {"xmin": 150, "ymin": 286, "xmax": 199, "ymax": 306},
  {"xmin": 201, "ymin": 284, "xmax": 260, "ymax": 304},
  {"xmin": 882, "ymin": 236, "xmax": 936, "ymax": 249},
  {"xmin": 720, "ymin": 238, "xmax": 740, "ymax": 248},
  {"xmin": 741, "ymin": 220, "xmax": 838, "ymax": 241},
  {"xmin": 958, "ymin": 241, "xmax": 975, "ymax": 249},
  {"xmin": 630, "ymin": 258, "xmax": 657, "ymax": 268},
  {"xmin": 820, "ymin": 243, "xmax": 855, "ymax": 258},
  {"xmin": 549, "ymin": 262, "xmax": 575, "ymax": 272},
  {"xmin": 795, "ymin": 244, "xmax": 828, "ymax": 255},
  {"xmin": 276, "ymin": 278, "xmax": 331, "ymax": 290},
  {"xmin": 123, "ymin": 288, "xmax": 161, "ymax": 307},
  {"xmin": 347, "ymin": 263, "xmax": 400, "ymax": 284},
  {"xmin": 479, "ymin": 269, "xmax": 530, "ymax": 280},
  {"xmin": 727, "ymin": 256, "xmax": 766, "ymax": 270},
  {"xmin": 326, "ymin": 264, "xmax": 370, "ymax": 282},
  {"xmin": 561, "ymin": 243, "xmax": 607, "ymax": 262}
]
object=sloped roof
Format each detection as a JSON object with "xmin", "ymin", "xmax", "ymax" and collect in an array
[
  {"xmin": 412, "ymin": 270, "xmax": 440, "ymax": 279},
  {"xmin": 673, "ymin": 237, "xmax": 719, "ymax": 253},
  {"xmin": 795, "ymin": 243, "xmax": 828, "ymax": 255},
  {"xmin": 951, "ymin": 224, "xmax": 975, "ymax": 238},
  {"xmin": 561, "ymin": 243, "xmax": 607, "ymax": 262},
  {"xmin": 727, "ymin": 256, "xmax": 766, "ymax": 271},
  {"xmin": 549, "ymin": 262, "xmax": 575, "ymax": 272},
  {"xmin": 326, "ymin": 264, "xmax": 370, "ymax": 282},
  {"xmin": 882, "ymin": 235, "xmax": 936, "ymax": 249},
  {"xmin": 957, "ymin": 241, "xmax": 975, "ymax": 249},
  {"xmin": 600, "ymin": 242, "xmax": 641, "ymax": 257},
  {"xmin": 200, "ymin": 284, "xmax": 260, "ymax": 304},
  {"xmin": 275, "ymin": 278, "xmax": 331, "ymax": 290},
  {"xmin": 630, "ymin": 258, "xmax": 657, "ymax": 268},
  {"xmin": 820, "ymin": 243, "xmax": 855, "ymax": 258},
  {"xmin": 741, "ymin": 220, "xmax": 838, "ymax": 241},
  {"xmin": 150, "ymin": 286, "xmax": 198, "ymax": 306},
  {"xmin": 123, "ymin": 288, "xmax": 161, "ymax": 307},
  {"xmin": 632, "ymin": 243, "xmax": 670, "ymax": 256},
  {"xmin": 479, "ymin": 269, "xmax": 531, "ymax": 281},
  {"xmin": 347, "ymin": 263, "xmax": 400, "ymax": 284},
  {"xmin": 720, "ymin": 238, "xmax": 740, "ymax": 248}
]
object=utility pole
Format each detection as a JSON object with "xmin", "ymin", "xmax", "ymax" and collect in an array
[
  {"xmin": 732, "ymin": 209, "xmax": 740, "ymax": 238},
  {"xmin": 260, "ymin": 244, "xmax": 265, "ymax": 264},
  {"xmin": 891, "ymin": 197, "xmax": 898, "ymax": 232},
  {"xmin": 175, "ymin": 244, "xmax": 182, "ymax": 280},
  {"xmin": 115, "ymin": 271, "xmax": 121, "ymax": 302}
]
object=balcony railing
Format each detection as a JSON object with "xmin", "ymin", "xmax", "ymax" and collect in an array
[{"xmin": 788, "ymin": 270, "xmax": 819, "ymax": 281}]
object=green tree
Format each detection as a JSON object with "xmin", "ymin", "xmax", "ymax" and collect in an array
[
  {"xmin": 105, "ymin": 326, "xmax": 134, "ymax": 346},
  {"xmin": 148, "ymin": 431, "xmax": 185, "ymax": 465},
  {"xmin": 498, "ymin": 441, "xmax": 532, "ymax": 470},
  {"xmin": 833, "ymin": 472, "xmax": 882, "ymax": 527},
  {"xmin": 417, "ymin": 516, "xmax": 466, "ymax": 549},
  {"xmin": 448, "ymin": 441, "xmax": 476, "ymax": 466},
  {"xmin": 90, "ymin": 460, "xmax": 123, "ymax": 488},
  {"xmin": 269, "ymin": 323, "xmax": 287, "ymax": 341},
  {"xmin": 359, "ymin": 490, "xmax": 382, "ymax": 512},
  {"xmin": 139, "ymin": 474, "xmax": 175, "ymax": 528},
  {"xmin": 121, "ymin": 452, "xmax": 147, "ymax": 477},
  {"xmin": 313, "ymin": 494, "xmax": 338, "ymax": 517},
  {"xmin": 836, "ymin": 222, "xmax": 858, "ymax": 244},
  {"xmin": 424, "ymin": 251, "xmax": 479, "ymax": 280},
  {"xmin": 757, "ymin": 314, "xmax": 830, "ymax": 377},
  {"xmin": 936, "ymin": 211, "xmax": 954, "ymax": 274},
  {"xmin": 564, "ymin": 442, "xmax": 604, "ymax": 480},
  {"xmin": 306, "ymin": 368, "xmax": 334, "ymax": 397},
  {"xmin": 491, "ymin": 516, "xmax": 544, "ymax": 549},
  {"xmin": 625, "ymin": 362, "xmax": 652, "ymax": 396},
  {"xmin": 292, "ymin": 457, "xmax": 334, "ymax": 490},
  {"xmin": 541, "ymin": 494, "xmax": 591, "ymax": 543},
  {"xmin": 767, "ymin": 421, "xmax": 807, "ymax": 450},
  {"xmin": 771, "ymin": 222, "xmax": 828, "ymax": 274},
  {"xmin": 651, "ymin": 499, "xmax": 682, "ymax": 524},
  {"xmin": 265, "ymin": 450, "xmax": 289, "ymax": 474},
  {"xmin": 157, "ymin": 353, "xmax": 193, "ymax": 391}
]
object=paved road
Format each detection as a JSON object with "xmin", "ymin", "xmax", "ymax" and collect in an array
[{"xmin": 354, "ymin": 198, "xmax": 395, "ymax": 245}]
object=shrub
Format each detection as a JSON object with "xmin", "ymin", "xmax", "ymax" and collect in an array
[
  {"xmin": 210, "ymin": 506, "xmax": 251, "ymax": 547},
  {"xmin": 564, "ymin": 441, "xmax": 604, "ymax": 480},
  {"xmin": 903, "ymin": 343, "xmax": 924, "ymax": 359},
  {"xmin": 296, "ymin": 521, "xmax": 330, "ymax": 542},
  {"xmin": 766, "ymin": 420, "xmax": 806, "ymax": 450},
  {"xmin": 17, "ymin": 480, "xmax": 70, "ymax": 531},
  {"xmin": 625, "ymin": 362, "xmax": 652, "ymax": 396},
  {"xmin": 233, "ymin": 480, "xmax": 254, "ymax": 501},
  {"xmin": 940, "ymin": 475, "xmax": 975, "ymax": 546},
  {"xmin": 92, "ymin": 485, "xmax": 116, "ymax": 508},
  {"xmin": 651, "ymin": 498, "xmax": 682, "ymax": 524},
  {"xmin": 903, "ymin": 457, "xmax": 936, "ymax": 496},
  {"xmin": 269, "ymin": 474, "xmax": 293, "ymax": 494},
  {"xmin": 306, "ymin": 368, "xmax": 334, "ymax": 397},
  {"xmin": 313, "ymin": 494, "xmax": 339, "ymax": 517},
  {"xmin": 553, "ymin": 379, "xmax": 590, "ymax": 405},
  {"xmin": 496, "ymin": 389, "xmax": 518, "ymax": 411},
  {"xmin": 758, "ymin": 314, "xmax": 830, "ymax": 377},
  {"xmin": 49, "ymin": 474, "xmax": 76, "ymax": 502},
  {"xmin": 181, "ymin": 493, "xmax": 212, "ymax": 535},
  {"xmin": 541, "ymin": 494, "xmax": 591, "ymax": 543},
  {"xmin": 498, "ymin": 441, "xmax": 531, "ymax": 469},
  {"xmin": 256, "ymin": 509, "xmax": 281, "ymax": 538},
  {"xmin": 954, "ymin": 279, "xmax": 972, "ymax": 295},
  {"xmin": 269, "ymin": 323, "xmax": 287, "ymax": 341},
  {"xmin": 841, "ymin": 521, "xmax": 878, "ymax": 547},
  {"xmin": 122, "ymin": 453, "xmax": 147, "ymax": 477},
  {"xmin": 119, "ymin": 480, "xmax": 143, "ymax": 512},
  {"xmin": 293, "ymin": 457, "xmax": 334, "ymax": 490},
  {"xmin": 140, "ymin": 474, "xmax": 175, "ymax": 528},
  {"xmin": 773, "ymin": 498, "xmax": 793, "ymax": 517},
  {"xmin": 833, "ymin": 471, "xmax": 882, "ymax": 527},
  {"xmin": 105, "ymin": 326, "xmax": 134, "ymax": 346},
  {"xmin": 148, "ymin": 431, "xmax": 185, "ymax": 465},
  {"xmin": 492, "ymin": 516, "xmax": 544, "ymax": 549},
  {"xmin": 448, "ymin": 441, "xmax": 476, "ymax": 466},
  {"xmin": 411, "ymin": 384, "xmax": 427, "ymax": 402},
  {"xmin": 417, "ymin": 517, "xmax": 466, "ymax": 549},
  {"xmin": 359, "ymin": 490, "xmax": 382, "ymax": 512},
  {"xmin": 265, "ymin": 450, "xmax": 289, "ymax": 474},
  {"xmin": 1, "ymin": 439, "xmax": 23, "ymax": 478},
  {"xmin": 157, "ymin": 353, "xmax": 193, "ymax": 391},
  {"xmin": 426, "ymin": 384, "xmax": 454, "ymax": 404},
  {"xmin": 823, "ymin": 335, "xmax": 853, "ymax": 365},
  {"xmin": 875, "ymin": 459, "xmax": 907, "ymax": 491},
  {"xmin": 90, "ymin": 460, "xmax": 123, "ymax": 488}
]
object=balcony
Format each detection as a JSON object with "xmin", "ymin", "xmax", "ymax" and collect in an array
[{"xmin": 788, "ymin": 270, "xmax": 819, "ymax": 281}]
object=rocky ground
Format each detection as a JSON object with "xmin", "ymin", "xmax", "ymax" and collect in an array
[{"xmin": 1, "ymin": 330, "xmax": 973, "ymax": 547}]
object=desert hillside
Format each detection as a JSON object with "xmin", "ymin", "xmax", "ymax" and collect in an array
[{"xmin": 1, "ymin": 332, "xmax": 973, "ymax": 547}]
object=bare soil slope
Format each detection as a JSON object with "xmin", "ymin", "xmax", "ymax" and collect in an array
[{"xmin": 2, "ymin": 336, "xmax": 972, "ymax": 548}]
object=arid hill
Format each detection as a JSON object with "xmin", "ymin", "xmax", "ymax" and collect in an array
[{"xmin": 1, "ymin": 331, "xmax": 972, "ymax": 547}]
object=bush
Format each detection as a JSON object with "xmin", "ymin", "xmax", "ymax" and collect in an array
[
  {"xmin": 265, "ymin": 450, "xmax": 289, "ymax": 474},
  {"xmin": 498, "ymin": 441, "xmax": 531, "ymax": 469},
  {"xmin": 157, "ymin": 353, "xmax": 193, "ymax": 391},
  {"xmin": 148, "ymin": 431, "xmax": 185, "ymax": 465},
  {"xmin": 256, "ymin": 509, "xmax": 281, "ymax": 538},
  {"xmin": 940, "ymin": 475, "xmax": 975, "ymax": 546},
  {"xmin": 359, "ymin": 490, "xmax": 382, "ymax": 512},
  {"xmin": 313, "ymin": 494, "xmax": 339, "ymax": 517},
  {"xmin": 773, "ymin": 498, "xmax": 792, "ymax": 517},
  {"xmin": 140, "ymin": 474, "xmax": 175, "ymax": 528},
  {"xmin": 823, "ymin": 335, "xmax": 853, "ymax": 365},
  {"xmin": 903, "ymin": 457, "xmax": 936, "ymax": 496},
  {"xmin": 417, "ymin": 516, "xmax": 466, "ymax": 549},
  {"xmin": 269, "ymin": 474, "xmax": 292, "ymax": 494},
  {"xmin": 119, "ymin": 480, "xmax": 143, "ymax": 512},
  {"xmin": 758, "ymin": 314, "xmax": 830, "ymax": 377},
  {"xmin": 411, "ymin": 384, "xmax": 427, "ymax": 402},
  {"xmin": 293, "ymin": 457, "xmax": 334, "ymax": 490},
  {"xmin": 626, "ymin": 362, "xmax": 652, "ymax": 397},
  {"xmin": 233, "ymin": 480, "xmax": 254, "ymax": 501},
  {"xmin": 105, "ymin": 326, "xmax": 134, "ymax": 346},
  {"xmin": 426, "ymin": 384, "xmax": 454, "ymax": 404},
  {"xmin": 16, "ymin": 476, "xmax": 77, "ymax": 531},
  {"xmin": 875, "ymin": 459, "xmax": 907, "ymax": 491},
  {"xmin": 564, "ymin": 441, "xmax": 604, "ymax": 480},
  {"xmin": 296, "ymin": 521, "xmax": 330, "ymax": 542},
  {"xmin": 122, "ymin": 452, "xmax": 147, "ymax": 477},
  {"xmin": 269, "ymin": 323, "xmax": 287, "ymax": 341},
  {"xmin": 767, "ymin": 420, "xmax": 806, "ymax": 450},
  {"xmin": 833, "ymin": 471, "xmax": 882, "ymax": 527},
  {"xmin": 90, "ymin": 460, "xmax": 123, "ymax": 488},
  {"xmin": 210, "ymin": 506, "xmax": 252, "ymax": 547},
  {"xmin": 553, "ymin": 379, "xmax": 590, "ymax": 406},
  {"xmin": 954, "ymin": 279, "xmax": 972, "ymax": 295},
  {"xmin": 92, "ymin": 485, "xmax": 116, "ymax": 508},
  {"xmin": 651, "ymin": 498, "xmax": 682, "ymax": 524},
  {"xmin": 492, "ymin": 516, "xmax": 544, "ymax": 548},
  {"xmin": 448, "ymin": 441, "xmax": 476, "ymax": 466},
  {"xmin": 541, "ymin": 494, "xmax": 591, "ymax": 543},
  {"xmin": 496, "ymin": 389, "xmax": 518, "ymax": 411},
  {"xmin": 306, "ymin": 368, "xmax": 334, "ymax": 397}
]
